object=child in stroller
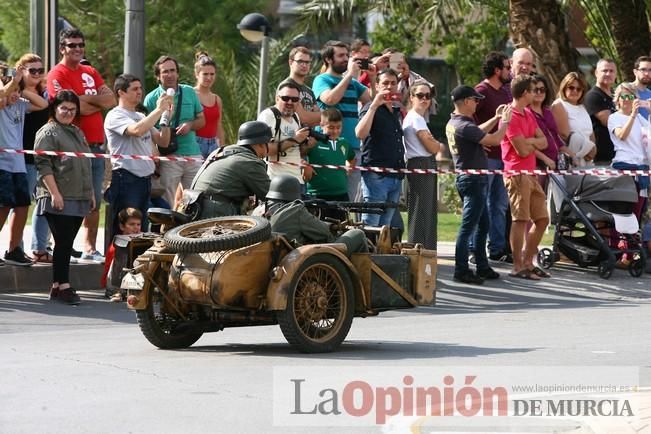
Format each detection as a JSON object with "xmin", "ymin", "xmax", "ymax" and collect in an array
[{"xmin": 539, "ymin": 173, "xmax": 646, "ymax": 278}]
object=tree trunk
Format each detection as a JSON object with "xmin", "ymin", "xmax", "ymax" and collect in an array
[
  {"xmin": 607, "ymin": 0, "xmax": 651, "ymax": 82},
  {"xmin": 509, "ymin": 0, "xmax": 579, "ymax": 92}
]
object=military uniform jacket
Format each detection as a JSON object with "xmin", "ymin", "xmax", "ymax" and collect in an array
[
  {"xmin": 192, "ymin": 145, "xmax": 270, "ymax": 217},
  {"xmin": 269, "ymin": 200, "xmax": 335, "ymax": 245}
]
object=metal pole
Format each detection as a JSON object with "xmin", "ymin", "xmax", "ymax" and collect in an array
[
  {"xmin": 45, "ymin": 0, "xmax": 57, "ymax": 70},
  {"xmin": 123, "ymin": 0, "xmax": 145, "ymax": 84},
  {"xmin": 257, "ymin": 36, "xmax": 270, "ymax": 115},
  {"xmin": 30, "ymin": 0, "xmax": 45, "ymax": 58}
]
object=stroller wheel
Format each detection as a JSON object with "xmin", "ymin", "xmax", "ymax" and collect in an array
[
  {"xmin": 537, "ymin": 248, "xmax": 554, "ymax": 269},
  {"xmin": 598, "ymin": 260, "xmax": 613, "ymax": 279},
  {"xmin": 628, "ymin": 253, "xmax": 645, "ymax": 278}
]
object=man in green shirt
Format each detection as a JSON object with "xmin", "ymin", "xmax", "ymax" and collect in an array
[{"xmin": 144, "ymin": 55, "xmax": 205, "ymax": 206}]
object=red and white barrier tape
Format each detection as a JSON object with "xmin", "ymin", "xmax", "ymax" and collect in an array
[{"xmin": 2, "ymin": 147, "xmax": 649, "ymax": 176}]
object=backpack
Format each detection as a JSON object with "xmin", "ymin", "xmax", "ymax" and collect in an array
[{"xmin": 268, "ymin": 106, "xmax": 301, "ymax": 161}]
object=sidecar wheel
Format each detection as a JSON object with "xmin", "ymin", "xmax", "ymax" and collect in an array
[
  {"xmin": 164, "ymin": 215, "xmax": 271, "ymax": 253},
  {"xmin": 276, "ymin": 254, "xmax": 354, "ymax": 353},
  {"xmin": 136, "ymin": 280, "xmax": 203, "ymax": 349}
]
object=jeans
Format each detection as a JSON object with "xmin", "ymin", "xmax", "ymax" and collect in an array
[
  {"xmin": 361, "ymin": 172, "xmax": 402, "ymax": 227},
  {"xmin": 455, "ymin": 175, "xmax": 490, "ymax": 274},
  {"xmin": 25, "ymin": 164, "xmax": 50, "ymax": 252},
  {"xmin": 197, "ymin": 136, "xmax": 218, "ymax": 160},
  {"xmin": 105, "ymin": 169, "xmax": 152, "ymax": 235},
  {"xmin": 469, "ymin": 157, "xmax": 509, "ymax": 255}
]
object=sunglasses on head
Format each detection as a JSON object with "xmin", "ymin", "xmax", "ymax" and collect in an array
[
  {"xmin": 414, "ymin": 92, "xmax": 431, "ymax": 100},
  {"xmin": 28, "ymin": 68, "xmax": 45, "ymax": 75},
  {"xmin": 279, "ymin": 95, "xmax": 300, "ymax": 103},
  {"xmin": 63, "ymin": 42, "xmax": 85, "ymax": 49},
  {"xmin": 619, "ymin": 94, "xmax": 635, "ymax": 101}
]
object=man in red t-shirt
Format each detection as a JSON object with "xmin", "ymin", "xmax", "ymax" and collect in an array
[
  {"xmin": 500, "ymin": 74, "xmax": 549, "ymax": 280},
  {"xmin": 47, "ymin": 28, "xmax": 116, "ymax": 263}
]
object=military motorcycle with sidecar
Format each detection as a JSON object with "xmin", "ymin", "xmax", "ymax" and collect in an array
[{"xmin": 119, "ymin": 203, "xmax": 437, "ymax": 353}]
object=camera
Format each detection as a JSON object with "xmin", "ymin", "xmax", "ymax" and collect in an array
[
  {"xmin": 383, "ymin": 92, "xmax": 402, "ymax": 102},
  {"xmin": 355, "ymin": 58, "xmax": 369, "ymax": 70},
  {"xmin": 308, "ymin": 128, "xmax": 329, "ymax": 143},
  {"xmin": 6, "ymin": 68, "xmax": 16, "ymax": 78}
]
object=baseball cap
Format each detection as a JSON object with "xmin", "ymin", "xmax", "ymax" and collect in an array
[{"xmin": 451, "ymin": 85, "xmax": 485, "ymax": 102}]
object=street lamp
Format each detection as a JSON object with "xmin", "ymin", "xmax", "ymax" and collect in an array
[{"xmin": 237, "ymin": 13, "xmax": 271, "ymax": 115}]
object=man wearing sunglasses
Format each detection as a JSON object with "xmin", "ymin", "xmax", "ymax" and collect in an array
[
  {"xmin": 257, "ymin": 82, "xmax": 312, "ymax": 186},
  {"xmin": 47, "ymin": 28, "xmax": 116, "ymax": 264}
]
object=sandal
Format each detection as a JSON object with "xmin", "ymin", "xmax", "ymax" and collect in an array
[
  {"xmin": 32, "ymin": 251, "xmax": 53, "ymax": 263},
  {"xmin": 508, "ymin": 269, "xmax": 541, "ymax": 281},
  {"xmin": 530, "ymin": 266, "xmax": 551, "ymax": 278}
]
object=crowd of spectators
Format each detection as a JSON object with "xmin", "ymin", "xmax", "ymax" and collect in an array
[{"xmin": 2, "ymin": 27, "xmax": 651, "ymax": 302}]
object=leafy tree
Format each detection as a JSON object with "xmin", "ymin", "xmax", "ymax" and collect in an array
[{"xmin": 0, "ymin": 1, "xmax": 29, "ymax": 62}]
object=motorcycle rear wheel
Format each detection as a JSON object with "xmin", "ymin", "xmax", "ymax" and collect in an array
[{"xmin": 136, "ymin": 280, "xmax": 203, "ymax": 349}]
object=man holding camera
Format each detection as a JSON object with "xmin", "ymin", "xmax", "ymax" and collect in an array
[
  {"xmin": 104, "ymin": 74, "xmax": 173, "ymax": 235},
  {"xmin": 355, "ymin": 69, "xmax": 405, "ymax": 227},
  {"xmin": 257, "ymin": 82, "xmax": 314, "ymax": 187},
  {"xmin": 143, "ymin": 55, "xmax": 205, "ymax": 206}
]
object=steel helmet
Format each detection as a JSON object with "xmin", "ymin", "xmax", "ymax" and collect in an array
[
  {"xmin": 265, "ymin": 174, "xmax": 301, "ymax": 202},
  {"xmin": 237, "ymin": 121, "xmax": 273, "ymax": 146}
]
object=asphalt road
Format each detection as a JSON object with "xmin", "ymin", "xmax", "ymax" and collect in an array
[{"xmin": 2, "ymin": 258, "xmax": 650, "ymax": 434}]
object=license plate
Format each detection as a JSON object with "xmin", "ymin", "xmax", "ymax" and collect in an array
[{"xmin": 121, "ymin": 272, "xmax": 145, "ymax": 291}]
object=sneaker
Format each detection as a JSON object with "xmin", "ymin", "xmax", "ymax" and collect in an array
[
  {"xmin": 4, "ymin": 247, "xmax": 33, "ymax": 266},
  {"xmin": 477, "ymin": 268, "xmax": 500, "ymax": 280},
  {"xmin": 70, "ymin": 248, "xmax": 82, "ymax": 258},
  {"xmin": 56, "ymin": 288, "xmax": 81, "ymax": 305},
  {"xmin": 81, "ymin": 250, "xmax": 105, "ymax": 264},
  {"xmin": 49, "ymin": 287, "xmax": 59, "ymax": 300},
  {"xmin": 489, "ymin": 251, "xmax": 513, "ymax": 263},
  {"xmin": 453, "ymin": 271, "xmax": 484, "ymax": 285},
  {"xmin": 110, "ymin": 291, "xmax": 124, "ymax": 303}
]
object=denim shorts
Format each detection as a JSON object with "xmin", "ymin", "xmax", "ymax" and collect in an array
[
  {"xmin": 0, "ymin": 170, "xmax": 31, "ymax": 207},
  {"xmin": 89, "ymin": 145, "xmax": 106, "ymax": 207},
  {"xmin": 196, "ymin": 136, "xmax": 218, "ymax": 160}
]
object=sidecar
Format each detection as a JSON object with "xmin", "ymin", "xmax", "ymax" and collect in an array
[{"xmin": 121, "ymin": 215, "xmax": 437, "ymax": 353}]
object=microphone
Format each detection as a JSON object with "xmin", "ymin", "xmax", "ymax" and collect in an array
[{"xmin": 159, "ymin": 88, "xmax": 175, "ymax": 127}]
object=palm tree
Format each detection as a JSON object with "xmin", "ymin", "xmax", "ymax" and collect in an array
[
  {"xmin": 300, "ymin": 0, "xmax": 579, "ymax": 88},
  {"xmin": 509, "ymin": 0, "xmax": 578, "ymax": 90}
]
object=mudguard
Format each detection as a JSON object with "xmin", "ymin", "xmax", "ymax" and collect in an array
[{"xmin": 265, "ymin": 244, "xmax": 365, "ymax": 311}]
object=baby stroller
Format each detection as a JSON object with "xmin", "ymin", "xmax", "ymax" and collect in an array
[{"xmin": 538, "ymin": 173, "xmax": 646, "ymax": 279}]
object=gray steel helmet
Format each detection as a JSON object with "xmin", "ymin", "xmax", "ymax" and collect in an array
[
  {"xmin": 266, "ymin": 174, "xmax": 301, "ymax": 202},
  {"xmin": 237, "ymin": 121, "xmax": 273, "ymax": 146}
]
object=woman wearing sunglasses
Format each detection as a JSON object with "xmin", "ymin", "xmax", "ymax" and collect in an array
[
  {"xmin": 34, "ymin": 90, "xmax": 94, "ymax": 305},
  {"xmin": 16, "ymin": 53, "xmax": 52, "ymax": 264},
  {"xmin": 528, "ymin": 74, "xmax": 572, "ymax": 188},
  {"xmin": 608, "ymin": 82, "xmax": 650, "ymax": 222},
  {"xmin": 402, "ymin": 80, "xmax": 441, "ymax": 249},
  {"xmin": 551, "ymin": 72, "xmax": 597, "ymax": 167}
]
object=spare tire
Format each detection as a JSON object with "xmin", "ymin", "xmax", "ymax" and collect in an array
[{"xmin": 163, "ymin": 215, "xmax": 271, "ymax": 253}]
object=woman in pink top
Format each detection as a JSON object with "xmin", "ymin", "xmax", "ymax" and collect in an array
[{"xmin": 193, "ymin": 51, "xmax": 225, "ymax": 159}]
